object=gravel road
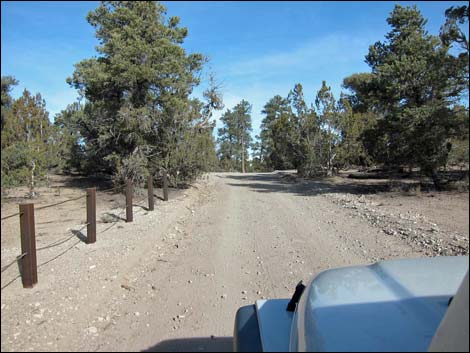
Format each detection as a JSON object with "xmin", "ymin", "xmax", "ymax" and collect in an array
[{"xmin": 1, "ymin": 172, "xmax": 466, "ymax": 352}]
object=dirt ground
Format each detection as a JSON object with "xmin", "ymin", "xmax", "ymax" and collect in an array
[
  {"xmin": 1, "ymin": 171, "xmax": 469, "ymax": 352},
  {"xmin": 1, "ymin": 174, "xmax": 185, "ymax": 250}
]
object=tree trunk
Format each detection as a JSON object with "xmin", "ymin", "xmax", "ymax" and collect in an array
[
  {"xmin": 328, "ymin": 141, "xmax": 332, "ymax": 172},
  {"xmin": 407, "ymin": 164, "xmax": 413, "ymax": 177},
  {"xmin": 430, "ymin": 168, "xmax": 443, "ymax": 191},
  {"xmin": 29, "ymin": 160, "xmax": 36, "ymax": 198},
  {"xmin": 241, "ymin": 135, "xmax": 245, "ymax": 173}
]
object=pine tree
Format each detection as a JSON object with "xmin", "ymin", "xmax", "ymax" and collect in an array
[
  {"xmin": 315, "ymin": 81, "xmax": 339, "ymax": 175},
  {"xmin": 363, "ymin": 4, "xmax": 468, "ymax": 188},
  {"xmin": 217, "ymin": 100, "xmax": 253, "ymax": 172},
  {"xmin": 336, "ymin": 93, "xmax": 373, "ymax": 168},
  {"xmin": 2, "ymin": 89, "xmax": 50, "ymax": 196},
  {"xmin": 53, "ymin": 102, "xmax": 86, "ymax": 173},
  {"xmin": 260, "ymin": 95, "xmax": 296, "ymax": 170},
  {"xmin": 67, "ymin": 1, "xmax": 212, "ymax": 185}
]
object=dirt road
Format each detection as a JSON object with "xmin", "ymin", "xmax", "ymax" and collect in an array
[{"xmin": 1, "ymin": 172, "xmax": 467, "ymax": 352}]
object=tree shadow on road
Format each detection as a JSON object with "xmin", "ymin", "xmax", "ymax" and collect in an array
[
  {"xmin": 142, "ymin": 336, "xmax": 233, "ymax": 352},
  {"xmin": 222, "ymin": 172, "xmax": 390, "ymax": 197}
]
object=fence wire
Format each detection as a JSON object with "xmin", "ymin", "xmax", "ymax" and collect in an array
[
  {"xmin": 100, "ymin": 182, "xmax": 128, "ymax": 193},
  {"xmin": 1, "ymin": 178, "xmax": 158, "ymax": 290},
  {"xmin": 38, "ymin": 240, "xmax": 81, "ymax": 269},
  {"xmin": 1, "ymin": 253, "xmax": 27, "ymax": 273},
  {"xmin": 1, "ymin": 212, "xmax": 22, "ymax": 221},
  {"xmin": 35, "ymin": 194, "xmax": 87, "ymax": 212},
  {"xmin": 97, "ymin": 205, "xmax": 127, "ymax": 235},
  {"xmin": 36, "ymin": 223, "xmax": 89, "ymax": 252}
]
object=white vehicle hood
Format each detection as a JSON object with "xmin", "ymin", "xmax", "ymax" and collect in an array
[{"xmin": 291, "ymin": 256, "xmax": 469, "ymax": 352}]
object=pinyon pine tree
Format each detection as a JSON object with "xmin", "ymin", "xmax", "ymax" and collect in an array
[
  {"xmin": 363, "ymin": 5, "xmax": 468, "ymax": 188},
  {"xmin": 67, "ymin": 1, "xmax": 218, "ymax": 186}
]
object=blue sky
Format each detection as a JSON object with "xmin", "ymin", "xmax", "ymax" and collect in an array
[{"xmin": 2, "ymin": 1, "xmax": 468, "ymax": 138}]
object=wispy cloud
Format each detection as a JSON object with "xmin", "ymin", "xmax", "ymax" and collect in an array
[
  {"xmin": 221, "ymin": 33, "xmax": 373, "ymax": 80},
  {"xmin": 208, "ymin": 33, "xmax": 377, "ymax": 137}
]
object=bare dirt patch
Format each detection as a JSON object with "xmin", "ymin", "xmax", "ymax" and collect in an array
[
  {"xmin": 1, "ymin": 174, "xmax": 209, "ymax": 352},
  {"xmin": 289, "ymin": 170, "xmax": 469, "ymax": 257}
]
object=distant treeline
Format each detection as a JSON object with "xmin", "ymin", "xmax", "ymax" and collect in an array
[
  {"xmin": 1, "ymin": 3, "xmax": 468, "ymax": 196},
  {"xmin": 217, "ymin": 5, "xmax": 469, "ymax": 190}
]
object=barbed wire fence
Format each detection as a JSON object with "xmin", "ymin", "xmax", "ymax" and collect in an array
[{"xmin": 0, "ymin": 173, "xmax": 169, "ymax": 290}]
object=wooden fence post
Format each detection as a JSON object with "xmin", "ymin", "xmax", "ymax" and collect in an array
[
  {"xmin": 19, "ymin": 203, "xmax": 37, "ymax": 288},
  {"xmin": 126, "ymin": 179, "xmax": 133, "ymax": 222},
  {"xmin": 148, "ymin": 176, "xmax": 154, "ymax": 211},
  {"xmin": 163, "ymin": 173, "xmax": 169, "ymax": 201},
  {"xmin": 86, "ymin": 187, "xmax": 96, "ymax": 244}
]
